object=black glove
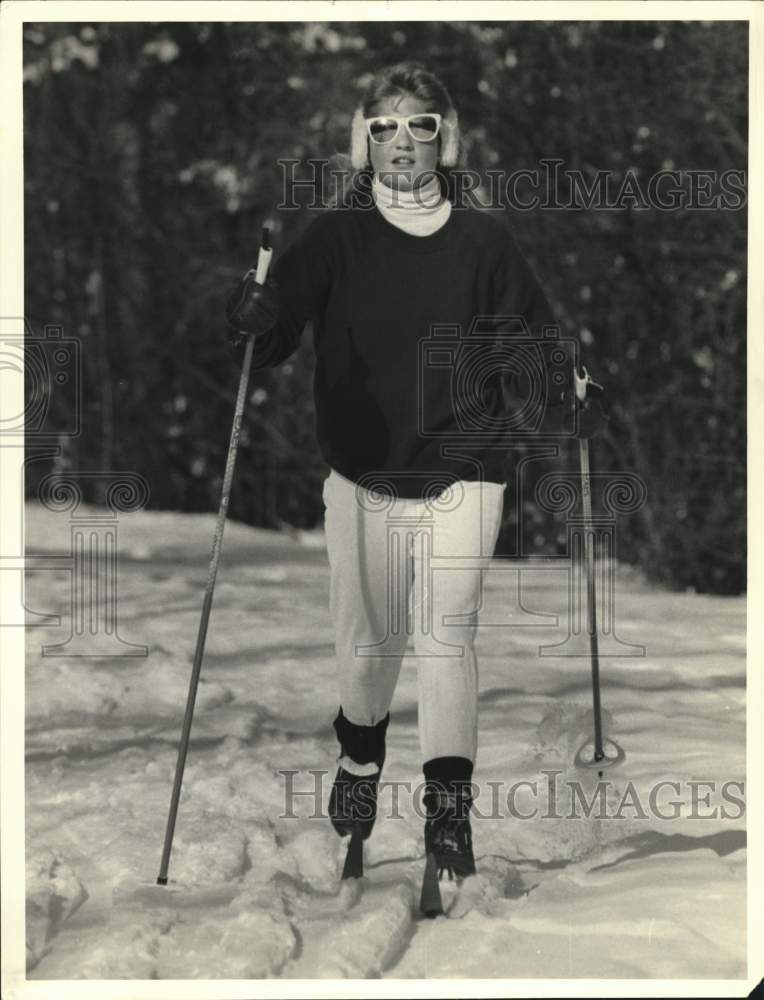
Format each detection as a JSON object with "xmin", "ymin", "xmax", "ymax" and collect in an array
[
  {"xmin": 574, "ymin": 371, "xmax": 610, "ymax": 439},
  {"xmin": 225, "ymin": 271, "xmax": 279, "ymax": 347}
]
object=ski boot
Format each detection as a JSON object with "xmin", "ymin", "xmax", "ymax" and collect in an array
[
  {"xmin": 420, "ymin": 788, "xmax": 476, "ymax": 917},
  {"xmin": 328, "ymin": 708, "xmax": 389, "ymax": 879}
]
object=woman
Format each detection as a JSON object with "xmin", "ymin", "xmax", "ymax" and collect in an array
[{"xmin": 226, "ymin": 63, "xmax": 605, "ymax": 891}]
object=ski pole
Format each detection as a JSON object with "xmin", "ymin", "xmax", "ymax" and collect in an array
[
  {"xmin": 573, "ymin": 398, "xmax": 625, "ymax": 773},
  {"xmin": 579, "ymin": 437, "xmax": 604, "ymax": 761},
  {"xmin": 156, "ymin": 229, "xmax": 273, "ymax": 886}
]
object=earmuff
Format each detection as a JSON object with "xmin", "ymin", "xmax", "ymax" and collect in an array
[{"xmin": 349, "ymin": 106, "xmax": 460, "ymax": 170}]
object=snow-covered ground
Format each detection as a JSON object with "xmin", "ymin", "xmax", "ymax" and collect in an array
[{"xmin": 23, "ymin": 500, "xmax": 746, "ymax": 980}]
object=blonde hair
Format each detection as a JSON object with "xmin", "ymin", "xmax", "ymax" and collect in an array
[
  {"xmin": 349, "ymin": 62, "xmax": 460, "ymax": 170},
  {"xmin": 328, "ymin": 62, "xmax": 462, "ymax": 208}
]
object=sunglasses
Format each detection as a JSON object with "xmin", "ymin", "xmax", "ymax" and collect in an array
[{"xmin": 365, "ymin": 113, "xmax": 442, "ymax": 145}]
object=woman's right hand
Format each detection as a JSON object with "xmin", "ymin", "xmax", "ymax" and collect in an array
[{"xmin": 225, "ymin": 272, "xmax": 279, "ymax": 345}]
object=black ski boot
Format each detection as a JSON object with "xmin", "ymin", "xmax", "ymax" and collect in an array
[
  {"xmin": 419, "ymin": 757, "xmax": 475, "ymax": 916},
  {"xmin": 423, "ymin": 789, "xmax": 476, "ymax": 880},
  {"xmin": 329, "ymin": 751, "xmax": 386, "ymax": 841},
  {"xmin": 420, "ymin": 789, "xmax": 476, "ymax": 916},
  {"xmin": 328, "ymin": 709, "xmax": 389, "ymax": 878}
]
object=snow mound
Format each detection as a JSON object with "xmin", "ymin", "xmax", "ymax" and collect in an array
[
  {"xmin": 289, "ymin": 825, "xmax": 343, "ymax": 893},
  {"xmin": 156, "ymin": 888, "xmax": 297, "ymax": 978},
  {"xmin": 166, "ymin": 816, "xmax": 249, "ymax": 887},
  {"xmin": 26, "ymin": 845, "xmax": 88, "ymax": 970},
  {"xmin": 309, "ymin": 882, "xmax": 415, "ymax": 977},
  {"xmin": 75, "ymin": 908, "xmax": 176, "ymax": 979}
]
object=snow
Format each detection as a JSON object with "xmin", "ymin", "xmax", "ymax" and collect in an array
[{"xmin": 23, "ymin": 499, "xmax": 746, "ymax": 980}]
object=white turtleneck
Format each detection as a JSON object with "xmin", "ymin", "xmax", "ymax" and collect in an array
[{"xmin": 371, "ymin": 173, "xmax": 452, "ymax": 237}]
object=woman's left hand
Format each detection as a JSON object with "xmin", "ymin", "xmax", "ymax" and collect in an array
[{"xmin": 574, "ymin": 367, "xmax": 610, "ymax": 439}]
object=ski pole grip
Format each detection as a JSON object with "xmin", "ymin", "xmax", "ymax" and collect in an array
[{"xmin": 255, "ymin": 226, "xmax": 273, "ymax": 285}]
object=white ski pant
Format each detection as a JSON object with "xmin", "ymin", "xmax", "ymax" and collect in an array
[{"xmin": 322, "ymin": 469, "xmax": 506, "ymax": 764}]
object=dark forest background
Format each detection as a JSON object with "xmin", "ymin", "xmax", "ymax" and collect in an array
[{"xmin": 22, "ymin": 20, "xmax": 747, "ymax": 594}]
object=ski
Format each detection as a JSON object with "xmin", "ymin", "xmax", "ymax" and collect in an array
[
  {"xmin": 419, "ymin": 852, "xmax": 444, "ymax": 917},
  {"xmin": 341, "ymin": 822, "xmax": 364, "ymax": 880}
]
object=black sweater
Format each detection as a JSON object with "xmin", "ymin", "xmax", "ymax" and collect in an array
[{"xmin": 251, "ymin": 204, "xmax": 573, "ymax": 499}]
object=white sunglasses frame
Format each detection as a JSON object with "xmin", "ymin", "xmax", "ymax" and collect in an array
[{"xmin": 364, "ymin": 112, "xmax": 443, "ymax": 146}]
